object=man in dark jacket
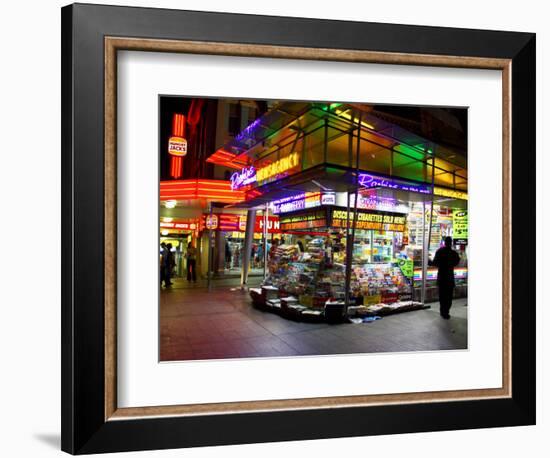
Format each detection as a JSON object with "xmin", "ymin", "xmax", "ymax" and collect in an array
[{"xmin": 430, "ymin": 236, "xmax": 460, "ymax": 319}]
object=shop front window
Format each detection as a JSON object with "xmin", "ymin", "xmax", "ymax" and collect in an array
[
  {"xmin": 262, "ymin": 204, "xmax": 415, "ymax": 311},
  {"xmin": 257, "ymin": 194, "xmax": 467, "ymax": 313},
  {"xmin": 224, "ymin": 234, "xmax": 243, "ymax": 272},
  {"xmin": 224, "ymin": 230, "xmax": 271, "ymax": 275}
]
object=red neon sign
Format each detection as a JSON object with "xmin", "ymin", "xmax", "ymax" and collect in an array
[
  {"xmin": 160, "ymin": 179, "xmax": 245, "ymax": 203},
  {"xmin": 160, "ymin": 222, "xmax": 197, "ymax": 230},
  {"xmin": 199, "ymin": 214, "xmax": 280, "ymax": 233},
  {"xmin": 169, "ymin": 114, "xmax": 186, "ymax": 178},
  {"xmin": 254, "ymin": 216, "xmax": 281, "ymax": 233}
]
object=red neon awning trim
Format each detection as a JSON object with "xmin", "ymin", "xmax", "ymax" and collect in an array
[{"xmin": 160, "ymin": 179, "xmax": 245, "ymax": 202}]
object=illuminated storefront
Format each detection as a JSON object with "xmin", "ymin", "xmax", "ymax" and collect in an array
[
  {"xmin": 159, "ymin": 179, "xmax": 248, "ymax": 280},
  {"xmin": 199, "ymin": 212, "xmax": 281, "ymax": 275},
  {"xmin": 159, "ymin": 218, "xmax": 199, "ymax": 277},
  {"xmin": 204, "ymin": 101, "xmax": 468, "ymax": 320}
]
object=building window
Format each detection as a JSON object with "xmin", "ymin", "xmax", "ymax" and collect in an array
[{"xmin": 228, "ymin": 102, "xmax": 241, "ymax": 136}]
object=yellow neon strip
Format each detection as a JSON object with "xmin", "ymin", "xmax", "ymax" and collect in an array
[{"xmin": 334, "ymin": 109, "xmax": 375, "ymax": 130}]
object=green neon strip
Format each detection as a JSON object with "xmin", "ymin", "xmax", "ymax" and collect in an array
[{"xmin": 394, "ymin": 144, "xmax": 425, "ymax": 160}]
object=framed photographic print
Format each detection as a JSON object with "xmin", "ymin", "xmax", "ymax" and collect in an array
[{"xmin": 61, "ymin": 3, "xmax": 536, "ymax": 454}]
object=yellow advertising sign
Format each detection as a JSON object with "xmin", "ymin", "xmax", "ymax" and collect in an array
[
  {"xmin": 256, "ymin": 152, "xmax": 300, "ymax": 182},
  {"xmin": 434, "ymin": 187, "xmax": 468, "ymax": 200},
  {"xmin": 331, "ymin": 209, "xmax": 406, "ymax": 232},
  {"xmin": 394, "ymin": 258, "xmax": 414, "ymax": 277},
  {"xmin": 452, "ymin": 210, "xmax": 468, "ymax": 239}
]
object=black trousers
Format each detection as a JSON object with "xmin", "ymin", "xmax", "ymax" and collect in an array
[
  {"xmin": 187, "ymin": 259, "xmax": 197, "ymax": 282},
  {"xmin": 163, "ymin": 266, "xmax": 172, "ymax": 286},
  {"xmin": 438, "ymin": 283, "xmax": 454, "ymax": 317}
]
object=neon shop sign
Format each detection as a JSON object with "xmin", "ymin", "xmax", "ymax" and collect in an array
[
  {"xmin": 270, "ymin": 193, "xmax": 307, "ymax": 214},
  {"xmin": 355, "ymin": 195, "xmax": 407, "ymax": 213},
  {"xmin": 230, "ymin": 166, "xmax": 257, "ymax": 190},
  {"xmin": 256, "ymin": 152, "xmax": 300, "ymax": 182},
  {"xmin": 358, "ymin": 173, "xmax": 431, "ymax": 194},
  {"xmin": 433, "ymin": 187, "xmax": 468, "ymax": 200},
  {"xmin": 270, "ymin": 192, "xmax": 335, "ymax": 214},
  {"xmin": 235, "ymin": 118, "xmax": 262, "ymax": 147}
]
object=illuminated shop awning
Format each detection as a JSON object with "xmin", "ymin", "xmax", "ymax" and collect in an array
[
  {"xmin": 227, "ymin": 164, "xmax": 465, "ymax": 209},
  {"xmin": 208, "ymin": 101, "xmax": 467, "ymax": 190},
  {"xmin": 206, "ymin": 102, "xmax": 313, "ymax": 169},
  {"xmin": 160, "ymin": 179, "xmax": 245, "ymax": 203}
]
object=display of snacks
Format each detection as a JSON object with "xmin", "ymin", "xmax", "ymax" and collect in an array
[
  {"xmin": 257, "ymin": 235, "xmax": 418, "ymax": 321},
  {"xmin": 264, "ymin": 239, "xmax": 336, "ymax": 308},
  {"xmin": 350, "ymin": 263, "xmax": 411, "ymax": 300}
]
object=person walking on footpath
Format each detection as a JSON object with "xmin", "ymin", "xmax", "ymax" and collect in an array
[
  {"xmin": 224, "ymin": 240, "xmax": 232, "ymax": 270},
  {"xmin": 250, "ymin": 243, "xmax": 257, "ymax": 268},
  {"xmin": 430, "ymin": 236, "xmax": 460, "ymax": 319},
  {"xmin": 160, "ymin": 242, "xmax": 167, "ymax": 287},
  {"xmin": 163, "ymin": 243, "xmax": 175, "ymax": 287},
  {"xmin": 186, "ymin": 241, "xmax": 197, "ymax": 282}
]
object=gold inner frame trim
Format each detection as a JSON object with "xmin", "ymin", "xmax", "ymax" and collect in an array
[{"xmin": 104, "ymin": 36, "xmax": 512, "ymax": 421}]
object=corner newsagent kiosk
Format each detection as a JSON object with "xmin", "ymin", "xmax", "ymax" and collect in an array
[
  {"xmin": 207, "ymin": 101, "xmax": 468, "ymax": 322},
  {"xmin": 261, "ymin": 199, "xmax": 415, "ymax": 320}
]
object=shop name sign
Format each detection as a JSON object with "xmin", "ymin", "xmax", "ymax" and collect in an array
[
  {"xmin": 205, "ymin": 214, "xmax": 218, "ymax": 230},
  {"xmin": 331, "ymin": 209, "xmax": 406, "ymax": 232},
  {"xmin": 256, "ymin": 152, "xmax": 300, "ymax": 183},
  {"xmin": 272, "ymin": 195, "xmax": 307, "ymax": 214},
  {"xmin": 168, "ymin": 136, "xmax": 188, "ymax": 157},
  {"xmin": 255, "ymin": 216, "xmax": 281, "ymax": 233},
  {"xmin": 434, "ymin": 187, "xmax": 468, "ymax": 200},
  {"xmin": 353, "ymin": 193, "xmax": 408, "ymax": 213},
  {"xmin": 358, "ymin": 173, "xmax": 431, "ymax": 194},
  {"xmin": 271, "ymin": 193, "xmax": 306, "ymax": 213},
  {"xmin": 160, "ymin": 222, "xmax": 197, "ymax": 230},
  {"xmin": 271, "ymin": 192, "xmax": 328, "ymax": 214},
  {"xmin": 230, "ymin": 166, "xmax": 256, "ymax": 190},
  {"xmin": 236, "ymin": 215, "xmax": 281, "ymax": 233}
]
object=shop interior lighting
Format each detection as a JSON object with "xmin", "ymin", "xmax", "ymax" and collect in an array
[
  {"xmin": 162, "ymin": 217, "xmax": 173, "ymax": 222},
  {"xmin": 161, "ymin": 230, "xmax": 169, "ymax": 236},
  {"xmin": 414, "ymin": 144, "xmax": 434, "ymax": 155},
  {"xmin": 164, "ymin": 200, "xmax": 177, "ymax": 209}
]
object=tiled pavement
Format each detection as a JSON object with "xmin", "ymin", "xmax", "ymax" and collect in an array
[
  {"xmin": 160, "ymin": 281, "xmax": 468, "ymax": 362},
  {"xmin": 163, "ymin": 273, "xmax": 264, "ymax": 290}
]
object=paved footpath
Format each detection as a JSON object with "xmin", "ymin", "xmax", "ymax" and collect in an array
[{"xmin": 160, "ymin": 281, "xmax": 468, "ymax": 362}]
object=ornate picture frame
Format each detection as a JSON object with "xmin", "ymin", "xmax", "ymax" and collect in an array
[{"xmin": 61, "ymin": 3, "xmax": 535, "ymax": 454}]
